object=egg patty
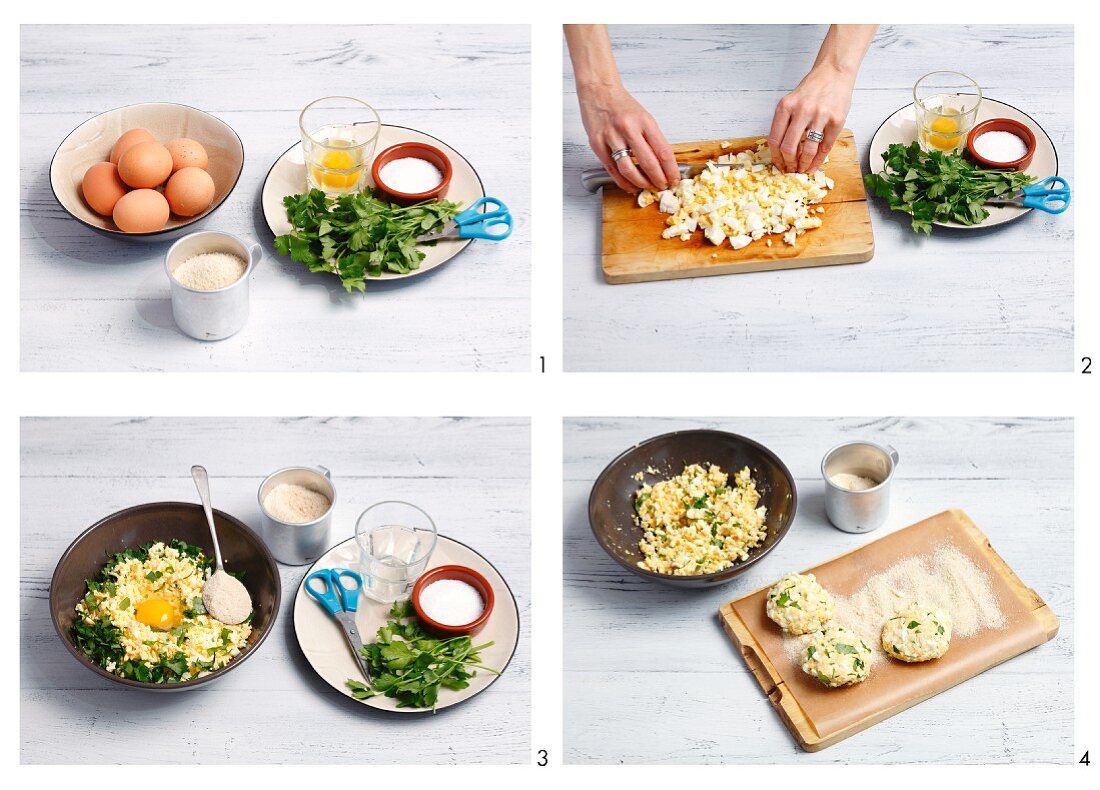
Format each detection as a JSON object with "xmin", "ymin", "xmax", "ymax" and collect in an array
[
  {"xmin": 639, "ymin": 141, "xmax": 833, "ymax": 249},
  {"xmin": 881, "ymin": 603, "xmax": 953, "ymax": 662},
  {"xmin": 766, "ymin": 572, "xmax": 836, "ymax": 635},
  {"xmin": 72, "ymin": 540, "xmax": 251, "ymax": 682},
  {"xmin": 634, "ymin": 464, "xmax": 768, "ymax": 576},
  {"xmin": 802, "ymin": 625, "xmax": 873, "ymax": 688}
]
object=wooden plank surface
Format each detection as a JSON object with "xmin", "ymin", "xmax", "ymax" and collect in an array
[
  {"xmin": 563, "ymin": 417, "xmax": 1073, "ymax": 764},
  {"xmin": 20, "ymin": 417, "xmax": 531, "ymax": 764},
  {"xmin": 20, "ymin": 25, "xmax": 530, "ymax": 372},
  {"xmin": 718, "ymin": 509, "xmax": 1058, "ymax": 751},
  {"xmin": 563, "ymin": 24, "xmax": 1074, "ymax": 371},
  {"xmin": 601, "ymin": 130, "xmax": 873, "ymax": 283}
]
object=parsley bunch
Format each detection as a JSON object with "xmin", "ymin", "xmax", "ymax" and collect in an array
[
  {"xmin": 274, "ymin": 189, "xmax": 462, "ymax": 293},
  {"xmin": 346, "ymin": 601, "xmax": 498, "ymax": 710},
  {"xmin": 864, "ymin": 142, "xmax": 1034, "ymax": 234}
]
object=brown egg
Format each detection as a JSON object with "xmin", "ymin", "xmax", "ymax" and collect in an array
[
  {"xmin": 117, "ymin": 141, "xmax": 173, "ymax": 189},
  {"xmin": 165, "ymin": 167, "xmax": 216, "ymax": 216},
  {"xmin": 112, "ymin": 189, "xmax": 170, "ymax": 233},
  {"xmin": 81, "ymin": 162, "xmax": 128, "ymax": 217},
  {"xmin": 164, "ymin": 138, "xmax": 209, "ymax": 172},
  {"xmin": 109, "ymin": 128, "xmax": 156, "ymax": 165}
]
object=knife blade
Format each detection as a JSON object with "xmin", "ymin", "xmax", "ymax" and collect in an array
[{"xmin": 579, "ymin": 162, "xmax": 709, "ymax": 194}]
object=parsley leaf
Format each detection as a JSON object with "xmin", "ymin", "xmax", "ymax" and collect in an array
[
  {"xmin": 864, "ymin": 142, "xmax": 1035, "ymax": 234},
  {"xmin": 344, "ymin": 605, "xmax": 499, "ymax": 710},
  {"xmin": 274, "ymin": 189, "xmax": 463, "ymax": 292}
]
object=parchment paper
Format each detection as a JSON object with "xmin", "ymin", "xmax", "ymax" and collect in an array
[{"xmin": 728, "ymin": 510, "xmax": 1053, "ymax": 740}]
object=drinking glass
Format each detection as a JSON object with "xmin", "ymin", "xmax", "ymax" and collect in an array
[
  {"xmin": 299, "ymin": 96, "xmax": 381, "ymax": 196},
  {"xmin": 913, "ymin": 71, "xmax": 982, "ymax": 153},
  {"xmin": 355, "ymin": 501, "xmax": 437, "ymax": 603}
]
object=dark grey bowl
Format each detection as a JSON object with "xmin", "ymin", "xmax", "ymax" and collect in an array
[
  {"xmin": 588, "ymin": 429, "xmax": 797, "ymax": 588},
  {"xmin": 49, "ymin": 502, "xmax": 281, "ymax": 691}
]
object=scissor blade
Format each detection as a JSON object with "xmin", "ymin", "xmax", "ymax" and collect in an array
[
  {"xmin": 418, "ymin": 227, "xmax": 460, "ymax": 242},
  {"xmin": 334, "ymin": 610, "xmax": 373, "ymax": 683}
]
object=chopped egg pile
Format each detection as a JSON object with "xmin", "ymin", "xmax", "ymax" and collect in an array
[
  {"xmin": 637, "ymin": 142, "xmax": 834, "ymax": 249},
  {"xmin": 634, "ymin": 463, "xmax": 767, "ymax": 576},
  {"xmin": 73, "ymin": 540, "xmax": 251, "ymax": 681}
]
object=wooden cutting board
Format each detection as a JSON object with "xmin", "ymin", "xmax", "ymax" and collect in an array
[
  {"xmin": 602, "ymin": 129, "xmax": 874, "ymax": 284},
  {"xmin": 718, "ymin": 509, "xmax": 1059, "ymax": 752}
]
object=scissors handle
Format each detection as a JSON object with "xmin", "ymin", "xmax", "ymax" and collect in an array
[
  {"xmin": 455, "ymin": 196, "xmax": 514, "ymax": 241},
  {"xmin": 331, "ymin": 568, "xmax": 363, "ymax": 612},
  {"xmin": 1021, "ymin": 176, "xmax": 1070, "ymax": 214},
  {"xmin": 305, "ymin": 568, "xmax": 363, "ymax": 615},
  {"xmin": 305, "ymin": 570, "xmax": 342, "ymax": 615}
]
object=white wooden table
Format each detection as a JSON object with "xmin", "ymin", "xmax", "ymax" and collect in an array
[
  {"xmin": 21, "ymin": 25, "xmax": 530, "ymax": 372},
  {"xmin": 563, "ymin": 416, "xmax": 1072, "ymax": 763},
  {"xmin": 563, "ymin": 25, "xmax": 1073, "ymax": 371},
  {"xmin": 20, "ymin": 417, "xmax": 530, "ymax": 764}
]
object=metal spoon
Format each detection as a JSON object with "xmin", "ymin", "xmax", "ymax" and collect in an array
[{"xmin": 191, "ymin": 465, "xmax": 253, "ymax": 625}]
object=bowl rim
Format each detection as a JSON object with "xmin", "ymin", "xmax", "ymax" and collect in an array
[
  {"xmin": 965, "ymin": 117, "xmax": 1037, "ymax": 170},
  {"xmin": 410, "ymin": 563, "xmax": 496, "ymax": 633},
  {"xmin": 588, "ymin": 428, "xmax": 798, "ymax": 583},
  {"xmin": 48, "ymin": 501, "xmax": 281, "ymax": 690},
  {"xmin": 49, "ymin": 101, "xmax": 245, "ymax": 239},
  {"xmin": 370, "ymin": 141, "xmax": 454, "ymax": 202}
]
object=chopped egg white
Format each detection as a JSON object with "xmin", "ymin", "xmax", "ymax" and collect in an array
[{"xmin": 638, "ymin": 142, "xmax": 833, "ymax": 249}]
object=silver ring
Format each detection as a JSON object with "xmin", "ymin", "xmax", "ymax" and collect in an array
[
  {"xmin": 610, "ymin": 147, "xmax": 632, "ymax": 162},
  {"xmin": 806, "ymin": 129, "xmax": 825, "ymax": 143}
]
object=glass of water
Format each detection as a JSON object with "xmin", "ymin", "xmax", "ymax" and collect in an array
[
  {"xmin": 355, "ymin": 501, "xmax": 437, "ymax": 603},
  {"xmin": 299, "ymin": 96, "xmax": 381, "ymax": 196}
]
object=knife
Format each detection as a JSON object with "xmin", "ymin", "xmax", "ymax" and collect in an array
[{"xmin": 579, "ymin": 162, "xmax": 708, "ymax": 194}]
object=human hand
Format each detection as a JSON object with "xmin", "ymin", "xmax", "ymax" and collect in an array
[
  {"xmin": 768, "ymin": 64, "xmax": 856, "ymax": 173},
  {"xmin": 578, "ymin": 84, "xmax": 680, "ymax": 192}
]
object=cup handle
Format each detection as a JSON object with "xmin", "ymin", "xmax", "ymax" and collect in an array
[
  {"xmin": 248, "ymin": 242, "xmax": 263, "ymax": 273},
  {"xmin": 317, "ymin": 465, "xmax": 331, "ymax": 479},
  {"xmin": 885, "ymin": 444, "xmax": 900, "ymax": 467}
]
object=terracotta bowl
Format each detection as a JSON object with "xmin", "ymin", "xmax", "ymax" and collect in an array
[
  {"xmin": 588, "ymin": 429, "xmax": 798, "ymax": 589},
  {"xmin": 371, "ymin": 141, "xmax": 453, "ymax": 206},
  {"xmin": 966, "ymin": 117, "xmax": 1036, "ymax": 171},
  {"xmin": 49, "ymin": 102, "xmax": 244, "ymax": 242},
  {"xmin": 411, "ymin": 564, "xmax": 495, "ymax": 635},
  {"xmin": 49, "ymin": 502, "xmax": 281, "ymax": 691}
]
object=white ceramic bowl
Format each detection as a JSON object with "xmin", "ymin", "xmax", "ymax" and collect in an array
[{"xmin": 49, "ymin": 102, "xmax": 244, "ymax": 242}]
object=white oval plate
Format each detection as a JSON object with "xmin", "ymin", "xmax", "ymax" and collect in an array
[
  {"xmin": 292, "ymin": 535, "xmax": 519, "ymax": 713},
  {"xmin": 867, "ymin": 97, "xmax": 1059, "ymax": 229},
  {"xmin": 261, "ymin": 124, "xmax": 486, "ymax": 279}
]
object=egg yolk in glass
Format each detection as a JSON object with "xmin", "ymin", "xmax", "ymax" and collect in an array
[
  {"xmin": 311, "ymin": 148, "xmax": 361, "ymax": 190},
  {"xmin": 135, "ymin": 598, "xmax": 181, "ymax": 629},
  {"xmin": 926, "ymin": 116, "xmax": 962, "ymax": 151}
]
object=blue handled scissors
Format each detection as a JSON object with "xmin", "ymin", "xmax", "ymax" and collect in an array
[
  {"xmin": 420, "ymin": 196, "xmax": 513, "ymax": 242},
  {"xmin": 987, "ymin": 175, "xmax": 1071, "ymax": 214},
  {"xmin": 304, "ymin": 567, "xmax": 372, "ymax": 682}
]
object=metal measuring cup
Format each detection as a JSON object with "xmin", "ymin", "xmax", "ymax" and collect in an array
[
  {"xmin": 257, "ymin": 466, "xmax": 336, "ymax": 565},
  {"xmin": 165, "ymin": 230, "xmax": 262, "ymax": 341},
  {"xmin": 821, "ymin": 441, "xmax": 900, "ymax": 533}
]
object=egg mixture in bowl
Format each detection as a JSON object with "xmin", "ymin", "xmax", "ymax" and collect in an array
[
  {"xmin": 72, "ymin": 539, "xmax": 252, "ymax": 683},
  {"xmin": 634, "ymin": 463, "xmax": 768, "ymax": 576}
]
